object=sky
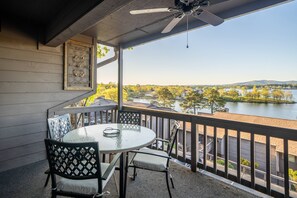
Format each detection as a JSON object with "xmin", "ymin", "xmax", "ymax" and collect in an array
[{"xmin": 97, "ymin": 1, "xmax": 297, "ymax": 85}]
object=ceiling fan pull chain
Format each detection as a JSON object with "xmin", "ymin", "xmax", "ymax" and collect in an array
[{"xmin": 186, "ymin": 15, "xmax": 189, "ymax": 48}]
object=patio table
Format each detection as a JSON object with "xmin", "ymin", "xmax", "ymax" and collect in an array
[{"xmin": 63, "ymin": 123, "xmax": 156, "ymax": 198}]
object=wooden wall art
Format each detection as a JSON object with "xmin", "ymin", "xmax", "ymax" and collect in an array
[{"xmin": 64, "ymin": 41, "xmax": 94, "ymax": 90}]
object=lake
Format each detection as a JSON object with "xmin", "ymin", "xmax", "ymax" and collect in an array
[{"xmin": 133, "ymin": 90, "xmax": 297, "ymax": 120}]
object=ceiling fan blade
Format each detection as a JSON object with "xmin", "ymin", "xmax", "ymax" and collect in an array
[
  {"xmin": 130, "ymin": 8, "xmax": 171, "ymax": 15},
  {"xmin": 162, "ymin": 13, "xmax": 185, "ymax": 33},
  {"xmin": 192, "ymin": 10, "xmax": 224, "ymax": 26}
]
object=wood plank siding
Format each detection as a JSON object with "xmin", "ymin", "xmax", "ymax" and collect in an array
[{"xmin": 0, "ymin": 24, "xmax": 95, "ymax": 172}]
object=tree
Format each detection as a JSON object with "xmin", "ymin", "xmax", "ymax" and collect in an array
[
  {"xmin": 260, "ymin": 87, "xmax": 270, "ymax": 100},
  {"xmin": 156, "ymin": 87, "xmax": 175, "ymax": 108},
  {"xmin": 272, "ymin": 89, "xmax": 284, "ymax": 101},
  {"xmin": 289, "ymin": 168, "xmax": 297, "ymax": 191},
  {"xmin": 203, "ymin": 87, "xmax": 226, "ymax": 114},
  {"xmin": 97, "ymin": 45, "xmax": 110, "ymax": 58},
  {"xmin": 227, "ymin": 88, "xmax": 240, "ymax": 100},
  {"xmin": 180, "ymin": 90, "xmax": 204, "ymax": 114},
  {"xmin": 101, "ymin": 87, "xmax": 128, "ymax": 102},
  {"xmin": 284, "ymin": 91, "xmax": 293, "ymax": 101},
  {"xmin": 251, "ymin": 85, "xmax": 260, "ymax": 99}
]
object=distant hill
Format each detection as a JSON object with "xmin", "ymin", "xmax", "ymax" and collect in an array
[{"xmin": 226, "ymin": 80, "xmax": 297, "ymax": 86}]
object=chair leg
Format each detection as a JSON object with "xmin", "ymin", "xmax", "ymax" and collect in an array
[
  {"xmin": 113, "ymin": 173, "xmax": 119, "ymax": 194},
  {"xmin": 44, "ymin": 173, "xmax": 50, "ymax": 187},
  {"xmin": 165, "ymin": 172, "xmax": 172, "ymax": 198},
  {"xmin": 132, "ymin": 167, "xmax": 137, "ymax": 181},
  {"xmin": 169, "ymin": 173, "xmax": 175, "ymax": 189}
]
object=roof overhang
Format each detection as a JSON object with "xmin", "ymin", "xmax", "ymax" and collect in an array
[{"xmin": 1, "ymin": 0, "xmax": 293, "ymax": 48}]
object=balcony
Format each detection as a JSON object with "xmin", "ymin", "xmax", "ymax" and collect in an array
[
  {"xmin": 44, "ymin": 104, "xmax": 297, "ymax": 197},
  {"xmin": 0, "ymin": 149, "xmax": 257, "ymax": 198}
]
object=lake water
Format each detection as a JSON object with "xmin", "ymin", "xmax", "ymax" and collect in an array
[{"xmin": 133, "ymin": 90, "xmax": 297, "ymax": 120}]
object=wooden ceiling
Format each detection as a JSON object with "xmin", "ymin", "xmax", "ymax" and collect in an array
[{"xmin": 1, "ymin": 0, "xmax": 292, "ymax": 47}]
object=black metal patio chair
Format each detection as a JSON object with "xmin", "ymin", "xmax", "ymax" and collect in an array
[
  {"xmin": 117, "ymin": 110, "xmax": 141, "ymax": 125},
  {"xmin": 44, "ymin": 114, "xmax": 72, "ymax": 187},
  {"xmin": 44, "ymin": 139, "xmax": 120, "ymax": 198},
  {"xmin": 128, "ymin": 121, "xmax": 180, "ymax": 198}
]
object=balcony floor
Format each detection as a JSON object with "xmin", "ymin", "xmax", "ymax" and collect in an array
[{"xmin": 0, "ymin": 160, "xmax": 257, "ymax": 198}]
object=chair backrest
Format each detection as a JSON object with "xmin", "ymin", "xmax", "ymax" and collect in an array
[
  {"xmin": 47, "ymin": 114, "xmax": 72, "ymax": 141},
  {"xmin": 167, "ymin": 121, "xmax": 180, "ymax": 155},
  {"xmin": 117, "ymin": 110, "xmax": 141, "ymax": 125},
  {"xmin": 44, "ymin": 139, "xmax": 103, "ymax": 191}
]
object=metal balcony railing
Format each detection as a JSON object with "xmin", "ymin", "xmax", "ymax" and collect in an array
[
  {"xmin": 123, "ymin": 105, "xmax": 297, "ymax": 198},
  {"xmin": 51, "ymin": 104, "xmax": 297, "ymax": 197}
]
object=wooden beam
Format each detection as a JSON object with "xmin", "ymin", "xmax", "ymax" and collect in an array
[{"xmin": 45, "ymin": 0, "xmax": 134, "ymax": 47}]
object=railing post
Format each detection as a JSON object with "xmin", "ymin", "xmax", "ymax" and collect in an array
[
  {"xmin": 237, "ymin": 130, "xmax": 241, "ymax": 183},
  {"xmin": 224, "ymin": 128, "xmax": 229, "ymax": 178},
  {"xmin": 191, "ymin": 120, "xmax": 197, "ymax": 172},
  {"xmin": 117, "ymin": 46, "xmax": 123, "ymax": 110},
  {"xmin": 284, "ymin": 139, "xmax": 289, "ymax": 198},
  {"xmin": 213, "ymin": 127, "xmax": 217, "ymax": 174},
  {"xmin": 266, "ymin": 136, "xmax": 271, "ymax": 195}
]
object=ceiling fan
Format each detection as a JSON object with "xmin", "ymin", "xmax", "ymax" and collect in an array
[{"xmin": 130, "ymin": 0, "xmax": 224, "ymax": 34}]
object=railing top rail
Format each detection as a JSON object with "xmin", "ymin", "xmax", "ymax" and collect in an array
[
  {"xmin": 123, "ymin": 105, "xmax": 297, "ymax": 141},
  {"xmin": 54, "ymin": 104, "xmax": 118, "ymax": 115}
]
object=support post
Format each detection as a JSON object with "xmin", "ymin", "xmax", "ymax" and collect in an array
[{"xmin": 118, "ymin": 46, "xmax": 123, "ymax": 110}]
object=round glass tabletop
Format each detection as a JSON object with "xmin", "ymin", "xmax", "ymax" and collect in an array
[{"xmin": 63, "ymin": 123, "xmax": 156, "ymax": 153}]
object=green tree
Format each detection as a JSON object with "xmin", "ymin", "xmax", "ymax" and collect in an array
[
  {"xmin": 272, "ymin": 89, "xmax": 284, "ymax": 101},
  {"xmin": 251, "ymin": 85, "xmax": 260, "ymax": 99},
  {"xmin": 203, "ymin": 87, "xmax": 226, "ymax": 114},
  {"xmin": 97, "ymin": 45, "xmax": 110, "ymax": 58},
  {"xmin": 289, "ymin": 168, "xmax": 297, "ymax": 191},
  {"xmin": 180, "ymin": 90, "xmax": 204, "ymax": 114},
  {"xmin": 227, "ymin": 88, "xmax": 240, "ymax": 100},
  {"xmin": 260, "ymin": 87, "xmax": 270, "ymax": 100},
  {"xmin": 156, "ymin": 87, "xmax": 175, "ymax": 108}
]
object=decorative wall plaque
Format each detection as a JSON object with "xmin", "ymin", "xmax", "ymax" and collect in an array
[{"xmin": 64, "ymin": 41, "xmax": 94, "ymax": 90}]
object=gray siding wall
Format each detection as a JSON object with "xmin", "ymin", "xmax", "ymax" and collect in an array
[
  {"xmin": 225, "ymin": 137, "xmax": 277, "ymax": 175},
  {"xmin": 0, "ymin": 24, "xmax": 94, "ymax": 172}
]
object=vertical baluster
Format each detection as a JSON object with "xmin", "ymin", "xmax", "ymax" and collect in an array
[
  {"xmin": 95, "ymin": 111, "xmax": 98, "ymax": 124},
  {"xmin": 161, "ymin": 118, "xmax": 164, "ymax": 150},
  {"xmin": 75, "ymin": 114, "xmax": 78, "ymax": 129},
  {"xmin": 175, "ymin": 121, "xmax": 178, "ymax": 157},
  {"xmin": 110, "ymin": 109, "xmax": 114, "ymax": 123},
  {"xmin": 191, "ymin": 121, "xmax": 197, "ymax": 172},
  {"xmin": 284, "ymin": 139, "xmax": 289, "ymax": 197},
  {"xmin": 213, "ymin": 127, "xmax": 217, "ymax": 174},
  {"xmin": 100, "ymin": 111, "xmax": 103, "ymax": 124},
  {"xmin": 88, "ymin": 113, "xmax": 91, "ymax": 125},
  {"xmin": 82, "ymin": 113, "xmax": 85, "ymax": 127},
  {"xmin": 203, "ymin": 125, "xmax": 207, "ymax": 170},
  {"xmin": 183, "ymin": 121, "xmax": 186, "ymax": 161},
  {"xmin": 156, "ymin": 116, "xmax": 159, "ymax": 138},
  {"xmin": 250, "ymin": 133, "xmax": 255, "ymax": 188},
  {"xmin": 167, "ymin": 119, "xmax": 171, "ymax": 139},
  {"xmin": 150, "ymin": 115, "xmax": 153, "ymax": 129},
  {"xmin": 105, "ymin": 110, "xmax": 108, "ymax": 123},
  {"xmin": 224, "ymin": 128, "xmax": 229, "ymax": 178},
  {"xmin": 266, "ymin": 136, "xmax": 271, "ymax": 195},
  {"xmin": 237, "ymin": 130, "xmax": 241, "ymax": 183},
  {"xmin": 145, "ymin": 114, "xmax": 147, "ymax": 127}
]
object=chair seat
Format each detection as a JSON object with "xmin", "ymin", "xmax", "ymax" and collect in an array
[
  {"xmin": 56, "ymin": 163, "xmax": 114, "ymax": 194},
  {"xmin": 133, "ymin": 147, "xmax": 169, "ymax": 172}
]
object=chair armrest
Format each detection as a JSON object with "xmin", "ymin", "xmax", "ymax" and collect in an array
[
  {"xmin": 129, "ymin": 150, "xmax": 171, "ymax": 159},
  {"xmin": 155, "ymin": 138, "xmax": 169, "ymax": 143},
  {"xmin": 102, "ymin": 153, "xmax": 121, "ymax": 180}
]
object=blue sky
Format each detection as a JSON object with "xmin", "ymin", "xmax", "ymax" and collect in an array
[{"xmin": 97, "ymin": 1, "xmax": 297, "ymax": 85}]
